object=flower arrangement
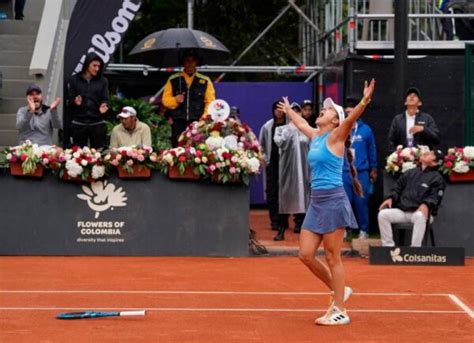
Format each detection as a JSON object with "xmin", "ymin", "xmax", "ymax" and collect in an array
[
  {"xmin": 103, "ymin": 145, "xmax": 158, "ymax": 177},
  {"xmin": 58, "ymin": 146, "xmax": 106, "ymax": 181},
  {"xmin": 440, "ymin": 146, "xmax": 474, "ymax": 175},
  {"xmin": 159, "ymin": 115, "xmax": 264, "ymax": 184},
  {"xmin": 4, "ymin": 140, "xmax": 56, "ymax": 175},
  {"xmin": 385, "ymin": 145, "xmax": 419, "ymax": 175}
]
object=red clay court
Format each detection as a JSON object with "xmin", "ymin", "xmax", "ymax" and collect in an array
[{"xmin": 0, "ymin": 256, "xmax": 472, "ymax": 342}]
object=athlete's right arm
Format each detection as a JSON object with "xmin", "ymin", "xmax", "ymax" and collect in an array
[{"xmin": 277, "ymin": 96, "xmax": 318, "ymax": 140}]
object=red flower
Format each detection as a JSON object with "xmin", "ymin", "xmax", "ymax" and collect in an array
[
  {"xmin": 72, "ymin": 146, "xmax": 79, "ymax": 152},
  {"xmin": 178, "ymin": 155, "xmax": 187, "ymax": 163},
  {"xmin": 75, "ymin": 157, "xmax": 82, "ymax": 164},
  {"xmin": 196, "ymin": 150, "xmax": 202, "ymax": 157},
  {"xmin": 41, "ymin": 153, "xmax": 48, "ymax": 159},
  {"xmin": 120, "ymin": 150, "xmax": 127, "ymax": 157},
  {"xmin": 20, "ymin": 154, "xmax": 27, "ymax": 162},
  {"xmin": 445, "ymin": 161, "xmax": 453, "ymax": 168},
  {"xmin": 170, "ymin": 150, "xmax": 176, "ymax": 157}
]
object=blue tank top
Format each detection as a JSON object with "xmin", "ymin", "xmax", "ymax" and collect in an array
[{"xmin": 308, "ymin": 131, "xmax": 343, "ymax": 190}]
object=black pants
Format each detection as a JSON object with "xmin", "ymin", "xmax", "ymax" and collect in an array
[
  {"xmin": 171, "ymin": 119, "xmax": 191, "ymax": 147},
  {"xmin": 265, "ymin": 163, "xmax": 289, "ymax": 229},
  {"xmin": 71, "ymin": 123, "xmax": 107, "ymax": 149},
  {"xmin": 15, "ymin": 0, "xmax": 26, "ymax": 19}
]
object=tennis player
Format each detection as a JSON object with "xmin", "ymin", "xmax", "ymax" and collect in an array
[{"xmin": 277, "ymin": 79, "xmax": 375, "ymax": 325}]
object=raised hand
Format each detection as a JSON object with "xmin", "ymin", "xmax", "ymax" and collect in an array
[
  {"xmin": 27, "ymin": 95, "xmax": 36, "ymax": 112},
  {"xmin": 99, "ymin": 103, "xmax": 109, "ymax": 114},
  {"xmin": 50, "ymin": 97, "xmax": 61, "ymax": 111},
  {"xmin": 276, "ymin": 96, "xmax": 290, "ymax": 114},
  {"xmin": 363, "ymin": 79, "xmax": 376, "ymax": 100},
  {"xmin": 74, "ymin": 95, "xmax": 82, "ymax": 106}
]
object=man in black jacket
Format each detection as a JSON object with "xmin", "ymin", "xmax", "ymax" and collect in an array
[
  {"xmin": 388, "ymin": 87, "xmax": 440, "ymax": 150},
  {"xmin": 66, "ymin": 52, "xmax": 109, "ymax": 149},
  {"xmin": 378, "ymin": 148, "xmax": 445, "ymax": 247}
]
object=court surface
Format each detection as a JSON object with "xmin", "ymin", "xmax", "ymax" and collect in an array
[{"xmin": 0, "ymin": 256, "xmax": 472, "ymax": 342}]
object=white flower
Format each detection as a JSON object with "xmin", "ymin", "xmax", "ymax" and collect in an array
[
  {"xmin": 223, "ymin": 135, "xmax": 238, "ymax": 150},
  {"xmin": 205, "ymin": 136, "xmax": 224, "ymax": 150},
  {"xmin": 81, "ymin": 159, "xmax": 88, "ymax": 166},
  {"xmin": 463, "ymin": 146, "xmax": 474, "ymax": 160},
  {"xmin": 174, "ymin": 147, "xmax": 185, "ymax": 157},
  {"xmin": 163, "ymin": 154, "xmax": 174, "ymax": 166},
  {"xmin": 91, "ymin": 165, "xmax": 105, "ymax": 179},
  {"xmin": 387, "ymin": 152, "xmax": 398, "ymax": 164},
  {"xmin": 65, "ymin": 160, "xmax": 83, "ymax": 177},
  {"xmin": 95, "ymin": 152, "xmax": 101, "ymax": 159},
  {"xmin": 453, "ymin": 161, "xmax": 470, "ymax": 173},
  {"xmin": 401, "ymin": 147, "xmax": 415, "ymax": 160},
  {"xmin": 247, "ymin": 157, "xmax": 260, "ymax": 173},
  {"xmin": 6, "ymin": 153, "xmax": 12, "ymax": 160},
  {"xmin": 189, "ymin": 147, "xmax": 196, "ymax": 155},
  {"xmin": 73, "ymin": 152, "xmax": 81, "ymax": 158},
  {"xmin": 401, "ymin": 161, "xmax": 416, "ymax": 173}
]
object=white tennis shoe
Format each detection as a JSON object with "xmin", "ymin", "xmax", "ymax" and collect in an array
[
  {"xmin": 315, "ymin": 306, "xmax": 350, "ymax": 326},
  {"xmin": 316, "ymin": 286, "xmax": 353, "ymax": 324}
]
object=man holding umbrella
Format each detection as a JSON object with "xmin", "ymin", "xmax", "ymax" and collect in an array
[{"xmin": 162, "ymin": 49, "xmax": 215, "ymax": 146}]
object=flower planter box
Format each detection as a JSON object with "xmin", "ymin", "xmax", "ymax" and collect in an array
[
  {"xmin": 168, "ymin": 166, "xmax": 200, "ymax": 180},
  {"xmin": 61, "ymin": 171, "xmax": 94, "ymax": 183},
  {"xmin": 211, "ymin": 173, "xmax": 241, "ymax": 184},
  {"xmin": 118, "ymin": 165, "xmax": 151, "ymax": 179},
  {"xmin": 449, "ymin": 169, "xmax": 474, "ymax": 183},
  {"xmin": 9, "ymin": 162, "xmax": 44, "ymax": 178}
]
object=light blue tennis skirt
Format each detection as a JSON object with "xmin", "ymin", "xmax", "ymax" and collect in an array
[{"xmin": 302, "ymin": 187, "xmax": 358, "ymax": 234}]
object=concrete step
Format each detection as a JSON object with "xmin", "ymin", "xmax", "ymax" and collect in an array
[
  {"xmin": 0, "ymin": 34, "xmax": 36, "ymax": 51},
  {"xmin": 0, "ymin": 129, "xmax": 18, "ymax": 147},
  {"xmin": 0, "ymin": 66, "xmax": 33, "ymax": 80},
  {"xmin": 0, "ymin": 20, "xmax": 40, "ymax": 35},
  {"xmin": 0, "ymin": 50, "xmax": 33, "ymax": 66},
  {"xmin": 0, "ymin": 79, "xmax": 34, "ymax": 97},
  {"xmin": 0, "ymin": 97, "xmax": 24, "ymax": 113},
  {"xmin": 0, "ymin": 114, "xmax": 16, "ymax": 130}
]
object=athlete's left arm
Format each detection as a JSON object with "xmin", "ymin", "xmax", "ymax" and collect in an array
[{"xmin": 334, "ymin": 79, "xmax": 375, "ymax": 141}]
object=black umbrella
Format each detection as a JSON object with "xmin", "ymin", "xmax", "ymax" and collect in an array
[{"xmin": 128, "ymin": 28, "xmax": 230, "ymax": 67}]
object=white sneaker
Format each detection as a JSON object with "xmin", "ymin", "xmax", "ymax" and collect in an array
[
  {"xmin": 315, "ymin": 306, "xmax": 350, "ymax": 325},
  {"xmin": 319, "ymin": 287, "xmax": 352, "ymax": 323},
  {"xmin": 358, "ymin": 231, "xmax": 368, "ymax": 240}
]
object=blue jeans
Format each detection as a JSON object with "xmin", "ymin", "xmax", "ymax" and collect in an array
[{"xmin": 343, "ymin": 170, "xmax": 371, "ymax": 232}]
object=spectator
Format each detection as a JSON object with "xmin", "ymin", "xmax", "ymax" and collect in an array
[
  {"xmin": 259, "ymin": 101, "xmax": 288, "ymax": 233},
  {"xmin": 109, "ymin": 106, "xmax": 151, "ymax": 148},
  {"xmin": 378, "ymin": 148, "xmax": 445, "ymax": 247},
  {"xmin": 229, "ymin": 106, "xmax": 241, "ymax": 124},
  {"xmin": 162, "ymin": 49, "xmax": 215, "ymax": 146},
  {"xmin": 301, "ymin": 99, "xmax": 316, "ymax": 128},
  {"xmin": 15, "ymin": 0, "xmax": 26, "ymax": 20},
  {"xmin": 16, "ymin": 84, "xmax": 61, "ymax": 146},
  {"xmin": 273, "ymin": 113, "xmax": 310, "ymax": 240},
  {"xmin": 388, "ymin": 87, "xmax": 440, "ymax": 150},
  {"xmin": 290, "ymin": 102, "xmax": 301, "ymax": 114},
  {"xmin": 343, "ymin": 97, "xmax": 378, "ymax": 240},
  {"xmin": 66, "ymin": 52, "xmax": 109, "ymax": 149}
]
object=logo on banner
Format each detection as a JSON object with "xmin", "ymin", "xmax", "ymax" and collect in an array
[
  {"xmin": 77, "ymin": 181, "xmax": 127, "ymax": 219},
  {"xmin": 73, "ymin": 0, "xmax": 142, "ymax": 74},
  {"xmin": 390, "ymin": 248, "xmax": 403, "ymax": 262}
]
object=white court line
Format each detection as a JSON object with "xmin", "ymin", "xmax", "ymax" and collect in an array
[
  {"xmin": 0, "ymin": 307, "xmax": 465, "ymax": 315},
  {"xmin": 0, "ymin": 290, "xmax": 450, "ymax": 296},
  {"xmin": 448, "ymin": 294, "xmax": 474, "ymax": 319}
]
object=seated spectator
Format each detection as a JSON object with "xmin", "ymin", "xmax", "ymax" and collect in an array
[
  {"xmin": 388, "ymin": 87, "xmax": 440, "ymax": 150},
  {"xmin": 378, "ymin": 148, "xmax": 445, "ymax": 247},
  {"xmin": 229, "ymin": 106, "xmax": 241, "ymax": 124},
  {"xmin": 16, "ymin": 84, "xmax": 61, "ymax": 146},
  {"xmin": 109, "ymin": 106, "xmax": 152, "ymax": 147}
]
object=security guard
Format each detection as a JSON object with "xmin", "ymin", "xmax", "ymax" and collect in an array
[{"xmin": 162, "ymin": 49, "xmax": 215, "ymax": 146}]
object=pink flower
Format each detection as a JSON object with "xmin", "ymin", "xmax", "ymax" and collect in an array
[
  {"xmin": 229, "ymin": 167, "xmax": 237, "ymax": 174},
  {"xmin": 137, "ymin": 155, "xmax": 145, "ymax": 162},
  {"xmin": 111, "ymin": 160, "xmax": 119, "ymax": 166},
  {"xmin": 127, "ymin": 159, "xmax": 134, "ymax": 166}
]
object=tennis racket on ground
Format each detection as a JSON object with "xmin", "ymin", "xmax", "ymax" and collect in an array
[{"xmin": 56, "ymin": 310, "xmax": 146, "ymax": 320}]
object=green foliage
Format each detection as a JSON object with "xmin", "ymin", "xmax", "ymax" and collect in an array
[
  {"xmin": 107, "ymin": 96, "xmax": 172, "ymax": 152},
  {"xmin": 119, "ymin": 0, "xmax": 302, "ymax": 81}
]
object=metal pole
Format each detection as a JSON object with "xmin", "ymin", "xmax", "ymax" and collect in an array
[
  {"xmin": 187, "ymin": 0, "xmax": 193, "ymax": 29},
  {"xmin": 288, "ymin": 0, "xmax": 321, "ymax": 33},
  {"xmin": 215, "ymin": 4, "xmax": 291, "ymax": 82},
  {"xmin": 465, "ymin": 44, "xmax": 473, "ymax": 145},
  {"xmin": 394, "ymin": 0, "xmax": 409, "ymax": 111}
]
